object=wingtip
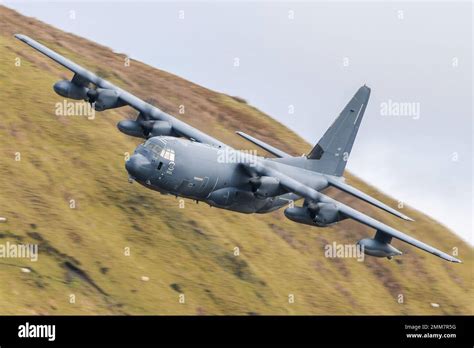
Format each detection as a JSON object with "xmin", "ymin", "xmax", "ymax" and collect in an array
[
  {"xmin": 444, "ymin": 255, "xmax": 462, "ymax": 263},
  {"xmin": 436, "ymin": 251, "xmax": 461, "ymax": 263},
  {"xmin": 14, "ymin": 34, "xmax": 28, "ymax": 43}
]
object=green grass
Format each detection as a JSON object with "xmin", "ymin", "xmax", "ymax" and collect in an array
[{"xmin": 0, "ymin": 6, "xmax": 472, "ymax": 314}]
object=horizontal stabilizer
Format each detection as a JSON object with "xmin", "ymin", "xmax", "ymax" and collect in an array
[
  {"xmin": 326, "ymin": 176, "xmax": 414, "ymax": 221},
  {"xmin": 236, "ymin": 131, "xmax": 290, "ymax": 158}
]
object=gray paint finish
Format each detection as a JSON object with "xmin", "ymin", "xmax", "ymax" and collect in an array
[{"xmin": 14, "ymin": 34, "xmax": 461, "ymax": 263}]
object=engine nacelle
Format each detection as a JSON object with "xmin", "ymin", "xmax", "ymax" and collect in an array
[
  {"xmin": 117, "ymin": 120, "xmax": 173, "ymax": 139},
  {"xmin": 284, "ymin": 206, "xmax": 314, "ymax": 226},
  {"xmin": 93, "ymin": 89, "xmax": 124, "ymax": 111},
  {"xmin": 310, "ymin": 202, "xmax": 343, "ymax": 227},
  {"xmin": 117, "ymin": 120, "xmax": 144, "ymax": 138},
  {"xmin": 53, "ymin": 80, "xmax": 88, "ymax": 100},
  {"xmin": 357, "ymin": 238, "xmax": 402, "ymax": 258},
  {"xmin": 284, "ymin": 203, "xmax": 344, "ymax": 227},
  {"xmin": 149, "ymin": 121, "xmax": 173, "ymax": 137},
  {"xmin": 250, "ymin": 176, "xmax": 281, "ymax": 198}
]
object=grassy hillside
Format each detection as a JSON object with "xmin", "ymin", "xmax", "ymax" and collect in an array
[{"xmin": 0, "ymin": 6, "xmax": 472, "ymax": 315}]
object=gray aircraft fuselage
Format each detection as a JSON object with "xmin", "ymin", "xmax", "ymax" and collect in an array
[
  {"xmin": 15, "ymin": 33, "xmax": 461, "ymax": 262},
  {"xmin": 125, "ymin": 136, "xmax": 327, "ymax": 214}
]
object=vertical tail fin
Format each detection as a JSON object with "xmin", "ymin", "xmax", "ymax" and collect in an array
[{"xmin": 307, "ymin": 85, "xmax": 371, "ymax": 176}]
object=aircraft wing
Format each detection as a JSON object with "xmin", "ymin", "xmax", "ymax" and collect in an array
[
  {"xmin": 250, "ymin": 161, "xmax": 461, "ymax": 263},
  {"xmin": 324, "ymin": 175, "xmax": 414, "ymax": 221},
  {"xmin": 14, "ymin": 34, "xmax": 228, "ymax": 149}
]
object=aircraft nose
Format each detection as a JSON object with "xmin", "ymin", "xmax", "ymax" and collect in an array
[{"xmin": 126, "ymin": 153, "xmax": 153, "ymax": 182}]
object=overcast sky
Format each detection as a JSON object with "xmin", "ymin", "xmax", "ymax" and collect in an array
[{"xmin": 5, "ymin": 1, "xmax": 472, "ymax": 244}]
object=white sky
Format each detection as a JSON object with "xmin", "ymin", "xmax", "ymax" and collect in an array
[{"xmin": 5, "ymin": 1, "xmax": 473, "ymax": 244}]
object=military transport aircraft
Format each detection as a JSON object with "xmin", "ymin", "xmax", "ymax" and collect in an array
[{"xmin": 15, "ymin": 34, "xmax": 461, "ymax": 263}]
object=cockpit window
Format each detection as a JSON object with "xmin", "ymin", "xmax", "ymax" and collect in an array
[
  {"xmin": 143, "ymin": 138, "xmax": 175, "ymax": 161},
  {"xmin": 143, "ymin": 139, "xmax": 164, "ymax": 157},
  {"xmin": 160, "ymin": 148, "xmax": 175, "ymax": 161}
]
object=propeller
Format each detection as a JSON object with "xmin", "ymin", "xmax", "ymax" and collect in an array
[
  {"xmin": 86, "ymin": 88, "xmax": 98, "ymax": 105},
  {"xmin": 248, "ymin": 176, "xmax": 261, "ymax": 193},
  {"xmin": 136, "ymin": 113, "xmax": 154, "ymax": 137},
  {"xmin": 304, "ymin": 200, "xmax": 320, "ymax": 219}
]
